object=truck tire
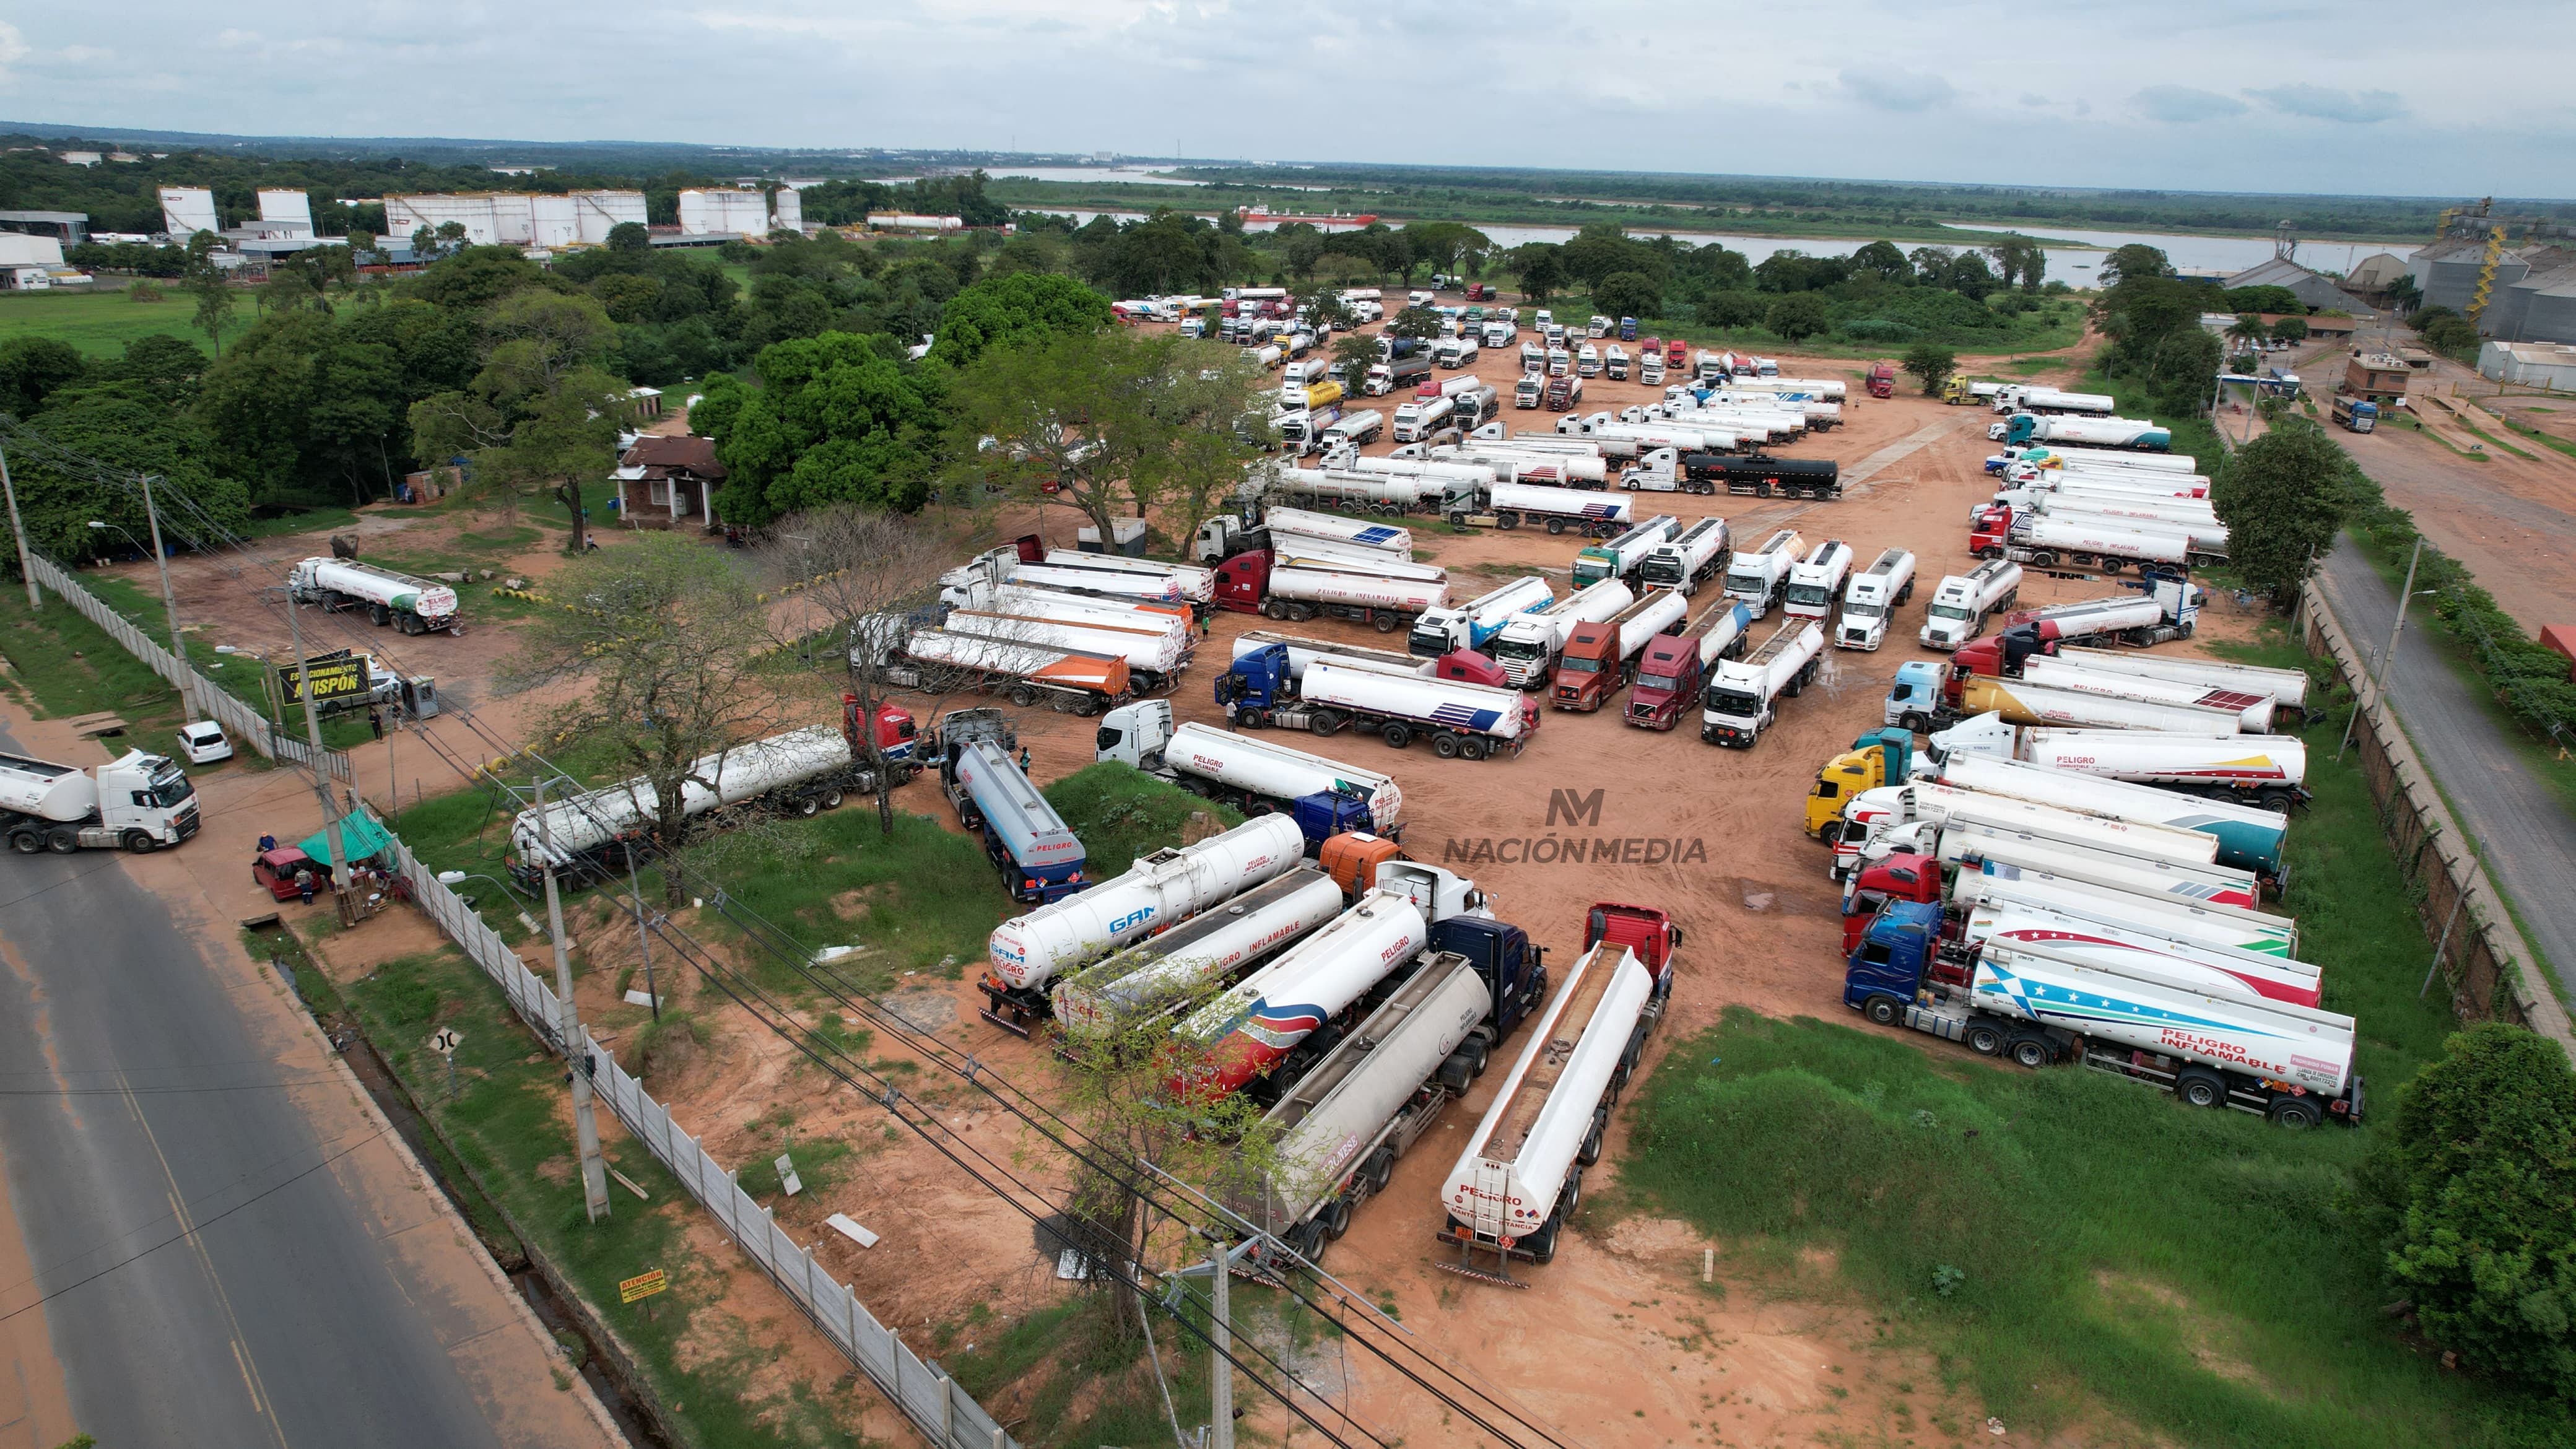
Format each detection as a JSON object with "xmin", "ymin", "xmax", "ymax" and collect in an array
[
  {"xmin": 1545, "ymin": 518, "xmax": 1566, "ymax": 536},
  {"xmin": 1577, "ymin": 1108, "xmax": 1608, "ymax": 1166},
  {"xmin": 1783, "ymin": 672, "xmax": 1802, "ymax": 698},
  {"xmin": 1381, "ymin": 723, "xmax": 1411, "ymax": 749},
  {"xmin": 1965, "ymin": 1022, "xmax": 2006, "ymax": 1057},
  {"xmin": 123, "ymin": 830, "xmax": 157, "ymax": 854},
  {"xmin": 9, "ymin": 829, "xmax": 40, "ymax": 854},
  {"xmin": 1437, "ymin": 1053, "xmax": 1474, "ymax": 1093},
  {"xmin": 1290, "ymin": 1218, "xmax": 1329, "ymax": 1265},
  {"xmin": 46, "ymin": 827, "xmax": 77, "ymax": 855},
  {"xmin": 1237, "ymin": 707, "xmax": 1268, "ymax": 730},
  {"xmin": 2029, "ymin": 550, "xmax": 2058, "ymax": 568},
  {"xmin": 1977, "ymin": 546, "xmax": 2006, "ymax": 560},
  {"xmin": 794, "ymin": 794, "xmax": 820, "ymax": 817},
  {"xmin": 1308, "ymin": 710, "xmax": 1341, "ymax": 738},
  {"xmin": 1372, "ymin": 611, "xmax": 1400, "ymax": 635},
  {"xmin": 1009, "ymin": 684, "xmax": 1037, "ymax": 708},
  {"xmin": 2175, "ymin": 1068, "xmax": 2227, "ymax": 1108},
  {"xmin": 1458, "ymin": 737, "xmax": 1487, "ymax": 761},
  {"xmin": 1864, "ymin": 995, "xmax": 1901, "ymax": 1027},
  {"xmin": 1431, "ymin": 732, "xmax": 1461, "ymax": 759},
  {"xmin": 1525, "ymin": 1216, "xmax": 1560, "ymax": 1265},
  {"xmin": 2257, "ymin": 787, "xmax": 2297, "ymax": 812},
  {"xmin": 2266, "ymin": 1095, "xmax": 2321, "ymax": 1129},
  {"xmin": 1361, "ymin": 1146, "xmax": 1396, "ymax": 1194},
  {"xmin": 1323, "ymin": 1196, "xmax": 1354, "ymax": 1240},
  {"xmin": 1264, "ymin": 598, "xmax": 1291, "ymax": 620},
  {"xmin": 2009, "ymin": 1036, "xmax": 2053, "ymax": 1069},
  {"xmin": 1073, "ymin": 695, "xmax": 1102, "ymax": 718},
  {"xmin": 822, "ymin": 788, "xmax": 846, "ymax": 809},
  {"xmin": 370, "ymin": 603, "xmax": 391, "ymax": 626}
]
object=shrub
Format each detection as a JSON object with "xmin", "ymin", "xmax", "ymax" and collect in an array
[
  {"xmin": 1902, "ymin": 343, "xmax": 1956, "ymax": 395},
  {"xmin": 126, "ymin": 281, "xmax": 165, "ymax": 303},
  {"xmin": 1764, "ymin": 293, "xmax": 1829, "ymax": 342},
  {"xmin": 2353, "ymin": 1024, "xmax": 2576, "ymax": 1400},
  {"xmin": 1841, "ymin": 318, "xmax": 1917, "ymax": 342},
  {"xmin": 1698, "ymin": 290, "xmax": 1765, "ymax": 329}
]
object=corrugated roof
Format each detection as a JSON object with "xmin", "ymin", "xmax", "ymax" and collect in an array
[{"xmin": 620, "ymin": 434, "xmax": 725, "ymax": 477}]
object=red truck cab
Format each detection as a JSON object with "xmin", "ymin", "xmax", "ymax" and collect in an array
[
  {"xmin": 1867, "ymin": 362, "xmax": 1897, "ymax": 399},
  {"xmin": 1549, "ymin": 622, "xmax": 1626, "ymax": 712},
  {"xmin": 1624, "ymin": 632, "xmax": 1703, "ymax": 730},
  {"xmin": 1967, "ymin": 503, "xmax": 2017, "ymax": 559},
  {"xmin": 1666, "ymin": 339, "xmax": 1689, "ymax": 369},
  {"xmin": 1212, "ymin": 550, "xmax": 1275, "ymax": 614},
  {"xmin": 1839, "ymin": 852, "xmax": 1940, "ymax": 953},
  {"xmin": 1584, "ymin": 901, "xmax": 1682, "ymax": 1004},
  {"xmin": 1429, "ymin": 650, "xmax": 1509, "ymax": 688}
]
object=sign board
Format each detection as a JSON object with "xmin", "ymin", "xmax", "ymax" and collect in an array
[
  {"xmin": 618, "ymin": 1268, "xmax": 668, "ymax": 1303},
  {"xmin": 277, "ymin": 655, "xmax": 368, "ymax": 707},
  {"xmin": 429, "ymin": 1027, "xmax": 463, "ymax": 1055}
]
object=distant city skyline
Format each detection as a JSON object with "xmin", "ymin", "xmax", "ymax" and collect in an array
[{"xmin": 0, "ymin": 1, "xmax": 2567, "ymax": 196}]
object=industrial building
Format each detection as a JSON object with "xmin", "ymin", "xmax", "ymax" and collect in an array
[
  {"xmin": 2406, "ymin": 202, "xmax": 2576, "ymax": 344},
  {"xmin": 0, "ymin": 211, "xmax": 89, "ymax": 246},
  {"xmin": 382, "ymin": 190, "xmax": 648, "ymax": 248},
  {"xmin": 158, "ymin": 185, "xmax": 219, "ymax": 238},
  {"xmin": 2220, "ymin": 255, "xmax": 2354, "ymax": 314},
  {"xmin": 676, "ymin": 188, "xmax": 768, "ymax": 237},
  {"xmin": 0, "ymin": 232, "xmax": 85, "ymax": 290},
  {"xmin": 2478, "ymin": 341, "xmax": 2576, "ymax": 393}
]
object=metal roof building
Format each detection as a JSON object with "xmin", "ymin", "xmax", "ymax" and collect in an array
[
  {"xmin": 2479, "ymin": 341, "xmax": 2576, "ymax": 391},
  {"xmin": 0, "ymin": 211, "xmax": 88, "ymax": 245},
  {"xmin": 2221, "ymin": 256, "xmax": 2354, "ymax": 313}
]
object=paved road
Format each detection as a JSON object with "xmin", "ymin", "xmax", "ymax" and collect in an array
[
  {"xmin": 0, "ymin": 719, "xmax": 617, "ymax": 1448},
  {"xmin": 2315, "ymin": 537, "xmax": 2576, "ymax": 998}
]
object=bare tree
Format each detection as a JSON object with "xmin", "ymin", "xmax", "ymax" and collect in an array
[
  {"xmin": 503, "ymin": 531, "xmax": 788, "ymax": 905},
  {"xmin": 755, "ymin": 504, "xmax": 957, "ymax": 835}
]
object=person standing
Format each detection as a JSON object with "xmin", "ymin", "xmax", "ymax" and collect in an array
[
  {"xmin": 368, "ymin": 708, "xmax": 385, "ymax": 741},
  {"xmin": 295, "ymin": 868, "xmax": 315, "ymax": 906}
]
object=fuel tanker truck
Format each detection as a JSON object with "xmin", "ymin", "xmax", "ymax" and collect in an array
[
  {"xmin": 875, "ymin": 627, "xmax": 1131, "ymax": 716},
  {"xmin": 1170, "ymin": 862, "xmax": 1530, "ymax": 1108},
  {"xmin": 1051, "ymin": 868, "xmax": 1347, "ymax": 1032},
  {"xmin": 1, "ymin": 749, "xmax": 199, "ymax": 855},
  {"xmin": 1436, "ymin": 902, "xmax": 1682, "ymax": 1275},
  {"xmin": 1930, "ymin": 716, "xmax": 2308, "ymax": 811},
  {"xmin": 1954, "ymin": 892, "xmax": 2318, "ymax": 1007},
  {"xmin": 1934, "ymin": 752, "xmax": 2288, "ymax": 879},
  {"xmin": 286, "ymin": 556, "xmax": 461, "ymax": 634},
  {"xmin": 941, "ymin": 609, "xmax": 1191, "ymax": 694},
  {"xmin": 1094, "ymin": 705, "xmax": 1403, "ymax": 845},
  {"xmin": 1843, "ymin": 903, "xmax": 2362, "ymax": 1126},
  {"xmin": 980, "ymin": 814, "xmax": 1307, "ymax": 1033}
]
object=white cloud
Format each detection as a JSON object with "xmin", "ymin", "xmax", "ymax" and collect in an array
[
  {"xmin": 0, "ymin": 20, "xmax": 28, "ymax": 74},
  {"xmin": 1838, "ymin": 65, "xmax": 1956, "ymax": 113},
  {"xmin": 2247, "ymin": 84, "xmax": 2409, "ymax": 123},
  {"xmin": 2133, "ymin": 85, "xmax": 2250, "ymax": 123}
]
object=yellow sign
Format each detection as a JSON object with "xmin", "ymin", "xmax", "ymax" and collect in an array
[
  {"xmin": 277, "ymin": 656, "xmax": 368, "ymax": 705},
  {"xmin": 618, "ymin": 1268, "xmax": 668, "ymax": 1304}
]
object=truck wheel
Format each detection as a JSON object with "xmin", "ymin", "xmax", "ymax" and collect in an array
[
  {"xmin": 2175, "ymin": 1068, "xmax": 2227, "ymax": 1108},
  {"xmin": 1323, "ymin": 1197, "xmax": 1354, "ymax": 1240},
  {"xmin": 2009, "ymin": 1037, "xmax": 2053, "ymax": 1069},
  {"xmin": 1545, "ymin": 518, "xmax": 1566, "ymax": 536},
  {"xmin": 1238, "ymin": 707, "xmax": 1267, "ymax": 730},
  {"xmin": 794, "ymin": 795, "xmax": 820, "ymax": 817},
  {"xmin": 1458, "ymin": 738, "xmax": 1488, "ymax": 761},
  {"xmin": 1361, "ymin": 1146, "xmax": 1396, "ymax": 1194},
  {"xmin": 1865, "ymin": 996, "xmax": 1900, "ymax": 1027},
  {"xmin": 1372, "ymin": 611, "xmax": 1400, "ymax": 635},
  {"xmin": 1431, "ymin": 733, "xmax": 1461, "ymax": 759},
  {"xmin": 2257, "ymin": 788, "xmax": 2296, "ymax": 812},
  {"xmin": 822, "ymin": 789, "xmax": 846, "ymax": 809},
  {"xmin": 1263, "ymin": 599, "xmax": 1290, "ymax": 620},
  {"xmin": 1577, "ymin": 1109, "xmax": 1608, "ymax": 1166},
  {"xmin": 1291, "ymin": 1219, "xmax": 1329, "ymax": 1265},
  {"xmin": 2100, "ymin": 558, "xmax": 2125, "ymax": 574},
  {"xmin": 9, "ymin": 829, "xmax": 40, "ymax": 854},
  {"xmin": 1009, "ymin": 685, "xmax": 1037, "ymax": 707},
  {"xmin": 1900, "ymin": 713, "xmax": 1930, "ymax": 733},
  {"xmin": 1308, "ymin": 710, "xmax": 1341, "ymax": 737},
  {"xmin": 46, "ymin": 827, "xmax": 77, "ymax": 855},
  {"xmin": 1965, "ymin": 1023, "xmax": 2005, "ymax": 1057},
  {"xmin": 1783, "ymin": 672, "xmax": 1802, "ymax": 698},
  {"xmin": 1525, "ymin": 1217, "xmax": 1560, "ymax": 1265},
  {"xmin": 123, "ymin": 830, "xmax": 158, "ymax": 854},
  {"xmin": 2266, "ymin": 1096, "xmax": 2321, "ymax": 1129},
  {"xmin": 1381, "ymin": 723, "xmax": 1411, "ymax": 749},
  {"xmin": 1073, "ymin": 696, "xmax": 1102, "ymax": 718},
  {"xmin": 1977, "ymin": 546, "xmax": 2005, "ymax": 560},
  {"xmin": 2029, "ymin": 550, "xmax": 2058, "ymax": 568},
  {"xmin": 370, "ymin": 603, "xmax": 391, "ymax": 626},
  {"xmin": 1437, "ymin": 1053, "xmax": 1475, "ymax": 1093}
]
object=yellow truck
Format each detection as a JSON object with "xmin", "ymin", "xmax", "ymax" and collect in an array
[{"xmin": 1804, "ymin": 728, "xmax": 1915, "ymax": 838}]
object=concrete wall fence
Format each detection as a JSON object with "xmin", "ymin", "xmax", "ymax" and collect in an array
[
  {"xmin": 2297, "ymin": 584, "xmax": 2576, "ymax": 1056},
  {"xmin": 25, "ymin": 557, "xmax": 1019, "ymax": 1449}
]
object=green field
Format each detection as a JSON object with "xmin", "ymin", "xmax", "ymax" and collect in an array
[
  {"xmin": 1618, "ymin": 626, "xmax": 2565, "ymax": 1448},
  {"xmin": 0, "ymin": 286, "xmax": 203, "ymax": 358}
]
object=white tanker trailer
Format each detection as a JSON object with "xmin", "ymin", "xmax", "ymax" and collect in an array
[{"xmin": 287, "ymin": 557, "xmax": 461, "ymax": 633}]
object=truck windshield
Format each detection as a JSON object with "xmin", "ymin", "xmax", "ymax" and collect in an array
[
  {"xmin": 1488, "ymin": 635, "xmax": 1543, "ymax": 663},
  {"xmin": 150, "ymin": 771, "xmax": 196, "ymax": 807},
  {"xmin": 1406, "ymin": 625, "xmax": 1448, "ymax": 656},
  {"xmin": 1723, "ymin": 571, "xmax": 1762, "ymax": 594},
  {"xmin": 1705, "ymin": 687, "xmax": 1760, "ymax": 716},
  {"xmin": 1842, "ymin": 601, "xmax": 1882, "ymax": 620},
  {"xmin": 1557, "ymin": 656, "xmax": 1601, "ymax": 675},
  {"xmin": 1784, "ymin": 583, "xmax": 1831, "ymax": 609},
  {"xmin": 1927, "ymin": 603, "xmax": 1973, "ymax": 622},
  {"xmin": 1641, "ymin": 561, "xmax": 1679, "ymax": 582},
  {"xmin": 1635, "ymin": 672, "xmax": 1678, "ymax": 694}
]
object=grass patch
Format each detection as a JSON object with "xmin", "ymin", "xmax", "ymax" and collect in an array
[
  {"xmin": 0, "ymin": 287, "xmax": 204, "ymax": 358},
  {"xmin": 1620, "ymin": 651, "xmax": 2557, "ymax": 1448},
  {"xmin": 339, "ymin": 945, "xmax": 877, "ymax": 1448},
  {"xmin": 690, "ymin": 799, "xmax": 1011, "ymax": 990},
  {"xmin": 2499, "ymin": 415, "xmax": 2576, "ymax": 461},
  {"xmin": 1043, "ymin": 761, "xmax": 1247, "ymax": 877},
  {"xmin": 0, "ymin": 580, "xmax": 193, "ymax": 744}
]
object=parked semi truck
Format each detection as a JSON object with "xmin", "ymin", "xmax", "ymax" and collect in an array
[
  {"xmin": 2331, "ymin": 396, "xmax": 2378, "ymax": 433},
  {"xmin": 1211, "ymin": 554, "xmax": 1448, "ymax": 634},
  {"xmin": 1174, "ymin": 863, "xmax": 1520, "ymax": 1105},
  {"xmin": 877, "ymin": 627, "xmax": 1131, "ymax": 715},
  {"xmin": 1934, "ymin": 752, "xmax": 2288, "ymax": 877},
  {"xmin": 2, "ymin": 749, "xmax": 199, "ymax": 855},
  {"xmin": 936, "ymin": 577, "xmax": 1194, "ymax": 645},
  {"xmin": 1571, "ymin": 515, "xmax": 1678, "ymax": 589},
  {"xmin": 1196, "ymin": 505, "xmax": 1414, "ymax": 563},
  {"xmin": 1803, "ymin": 728, "xmax": 1916, "ymax": 838},
  {"xmin": 1095, "ymin": 704, "xmax": 1402, "ymax": 840},
  {"xmin": 1721, "ymin": 529, "xmax": 1807, "ymax": 617},
  {"xmin": 1489, "ymin": 580, "xmax": 1635, "ymax": 689},
  {"xmin": 1552, "ymin": 588, "xmax": 1689, "ymax": 712},
  {"xmin": 1970, "ymin": 512, "xmax": 2193, "ymax": 575},
  {"xmin": 1429, "ymin": 445, "xmax": 1608, "ymax": 488},
  {"xmin": 1437, "ymin": 902, "xmax": 1681, "ymax": 1272},
  {"xmin": 949, "ymin": 739, "xmax": 1088, "ymax": 904},
  {"xmin": 1918, "ymin": 560, "xmax": 2024, "ymax": 651},
  {"xmin": 2053, "ymin": 646, "xmax": 2310, "ymax": 720},
  {"xmin": 1990, "ymin": 413, "xmax": 2173, "ymax": 451},
  {"xmin": 1830, "ymin": 779, "xmax": 2225, "ymax": 882},
  {"xmin": 1949, "ymin": 583, "xmax": 2200, "ymax": 682},
  {"xmin": 1959, "ymin": 872, "xmax": 2300, "ymax": 964},
  {"xmin": 1445, "ymin": 482, "xmax": 1636, "ymax": 537},
  {"xmin": 508, "ymin": 707, "xmax": 913, "ymax": 882},
  {"xmin": 1988, "ymin": 501, "xmax": 2227, "ymax": 569},
  {"xmin": 1702, "ymin": 618, "xmax": 1824, "ymax": 748},
  {"xmin": 1886, "ymin": 662, "xmax": 2239, "ymax": 736},
  {"xmin": 1783, "ymin": 539, "xmax": 1856, "ymax": 620},
  {"xmin": 287, "ymin": 557, "xmax": 461, "ymax": 635},
  {"xmin": 1681, "ymin": 455, "xmax": 1842, "ymax": 500},
  {"xmin": 2015, "ymin": 656, "xmax": 2275, "ymax": 731},
  {"xmin": 1214, "ymin": 641, "xmax": 1505, "ymax": 729},
  {"xmin": 1251, "ymin": 468, "xmax": 1444, "ymax": 514},
  {"xmin": 1408, "ymin": 575, "xmax": 1555, "ymax": 658},
  {"xmin": 1234, "ymin": 630, "xmax": 1434, "ymax": 683},
  {"xmin": 1638, "ymin": 518, "xmax": 1730, "ymax": 597},
  {"xmin": 980, "ymin": 814, "xmax": 1307, "ymax": 1032},
  {"xmin": 1834, "ymin": 548, "xmax": 1918, "ymax": 650},
  {"xmin": 1992, "ymin": 385, "xmax": 2115, "ymax": 417},
  {"xmin": 1842, "ymin": 904, "xmax": 2361, "ymax": 1126},
  {"xmin": 1847, "ymin": 822, "xmax": 2263, "ymax": 918},
  {"xmin": 1273, "ymin": 661, "xmax": 1541, "ymax": 760},
  {"xmin": 1625, "ymin": 599, "xmax": 1754, "ymax": 731},
  {"xmin": 1052, "ymin": 868, "xmax": 1346, "ymax": 1032},
  {"xmin": 941, "ymin": 609, "xmax": 1190, "ymax": 694},
  {"xmin": 1930, "ymin": 717, "xmax": 2307, "ymax": 809}
]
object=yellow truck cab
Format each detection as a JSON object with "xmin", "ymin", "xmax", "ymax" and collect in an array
[{"xmin": 1804, "ymin": 728, "xmax": 1915, "ymax": 838}]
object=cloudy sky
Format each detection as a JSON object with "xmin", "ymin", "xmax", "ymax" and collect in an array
[{"xmin": 2, "ymin": 1, "xmax": 2569, "ymax": 197}]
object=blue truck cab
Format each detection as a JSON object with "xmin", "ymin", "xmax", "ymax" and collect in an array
[
  {"xmin": 951, "ymin": 740, "xmax": 1087, "ymax": 905},
  {"xmin": 1884, "ymin": 660, "xmax": 1947, "ymax": 733},
  {"xmin": 1216, "ymin": 642, "xmax": 1298, "ymax": 714},
  {"xmin": 1840, "ymin": 899, "xmax": 1941, "ymax": 1016},
  {"xmin": 1434, "ymin": 914, "xmax": 1547, "ymax": 1047}
]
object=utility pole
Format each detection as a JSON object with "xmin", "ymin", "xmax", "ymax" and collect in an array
[
  {"xmin": 281, "ymin": 581, "xmax": 357, "ymax": 926},
  {"xmin": 625, "ymin": 849, "xmax": 660, "ymax": 1021},
  {"xmin": 2340, "ymin": 535, "xmax": 2424, "ymax": 761},
  {"xmin": 1209, "ymin": 1234, "xmax": 1234, "ymax": 1449},
  {"xmin": 534, "ymin": 777, "xmax": 613, "ymax": 1223},
  {"xmin": 136, "ymin": 474, "xmax": 194, "ymax": 718},
  {"xmin": 0, "ymin": 438, "xmax": 35, "ymax": 609}
]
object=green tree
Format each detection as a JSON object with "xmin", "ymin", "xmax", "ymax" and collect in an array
[
  {"xmin": 2353, "ymin": 1022, "xmax": 2576, "ymax": 1400},
  {"xmin": 2271, "ymin": 316, "xmax": 2310, "ymax": 346},
  {"xmin": 407, "ymin": 288, "xmax": 627, "ymax": 537},
  {"xmin": 1699, "ymin": 290, "xmax": 1764, "ymax": 329},
  {"xmin": 1764, "ymin": 292, "xmax": 1829, "ymax": 342},
  {"xmin": 929, "ymin": 271, "xmax": 1112, "ymax": 369},
  {"xmin": 2099, "ymin": 243, "xmax": 2173, "ymax": 286},
  {"xmin": 607, "ymin": 221, "xmax": 651, "ymax": 255},
  {"xmin": 1386, "ymin": 306, "xmax": 1443, "ymax": 342},
  {"xmin": 1902, "ymin": 342, "xmax": 1956, "ymax": 395},
  {"xmin": 0, "ymin": 337, "xmax": 88, "ymax": 418},
  {"xmin": 181, "ymin": 235, "xmax": 238, "ymax": 357},
  {"xmin": 2383, "ymin": 273, "xmax": 2422, "ymax": 314},
  {"xmin": 693, "ymin": 331, "xmax": 942, "ymax": 524},
  {"xmin": 1328, "ymin": 333, "xmax": 1379, "ymax": 397},
  {"xmin": 1283, "ymin": 230, "xmax": 1324, "ymax": 284},
  {"xmin": 6, "ymin": 391, "xmax": 253, "ymax": 562},
  {"xmin": 1401, "ymin": 220, "xmax": 1490, "ymax": 279},
  {"xmin": 1850, "ymin": 240, "xmax": 1912, "ymax": 284},
  {"xmin": 1513, "ymin": 246, "xmax": 1565, "ymax": 303},
  {"xmin": 2209, "ymin": 416, "xmax": 2360, "ymax": 605},
  {"xmin": 1593, "ymin": 271, "xmax": 1661, "ymax": 324},
  {"xmin": 1988, "ymin": 237, "xmax": 2047, "ymax": 292},
  {"xmin": 502, "ymin": 533, "xmax": 788, "ymax": 907}
]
